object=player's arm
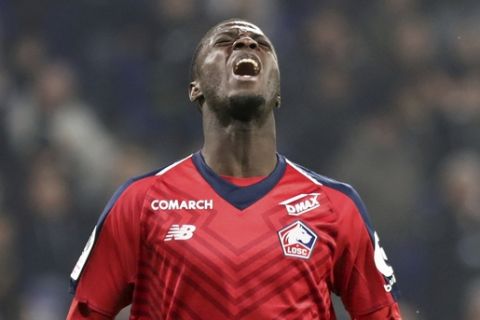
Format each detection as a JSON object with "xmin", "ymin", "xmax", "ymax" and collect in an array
[
  {"xmin": 67, "ymin": 298, "xmax": 113, "ymax": 320},
  {"xmin": 330, "ymin": 186, "xmax": 401, "ymax": 319},
  {"xmin": 354, "ymin": 303, "xmax": 402, "ymax": 320},
  {"xmin": 67, "ymin": 178, "xmax": 149, "ymax": 319}
]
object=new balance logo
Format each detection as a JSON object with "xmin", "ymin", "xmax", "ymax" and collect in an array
[
  {"xmin": 164, "ymin": 224, "xmax": 196, "ymax": 241},
  {"xmin": 280, "ymin": 193, "xmax": 320, "ymax": 216}
]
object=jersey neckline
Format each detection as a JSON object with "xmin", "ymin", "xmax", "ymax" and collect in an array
[{"xmin": 191, "ymin": 151, "xmax": 286, "ymax": 210}]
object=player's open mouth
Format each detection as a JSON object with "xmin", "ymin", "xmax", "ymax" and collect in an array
[{"xmin": 233, "ymin": 58, "xmax": 260, "ymax": 77}]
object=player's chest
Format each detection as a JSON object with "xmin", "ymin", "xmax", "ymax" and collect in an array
[{"xmin": 141, "ymin": 185, "xmax": 338, "ymax": 274}]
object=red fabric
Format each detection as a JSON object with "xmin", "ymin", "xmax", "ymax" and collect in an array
[
  {"xmin": 355, "ymin": 302, "xmax": 402, "ymax": 319},
  {"xmin": 327, "ymin": 186, "xmax": 396, "ymax": 317},
  {"xmin": 70, "ymin": 175, "xmax": 153, "ymax": 316},
  {"xmin": 67, "ymin": 298, "xmax": 113, "ymax": 319},
  {"xmin": 69, "ymin": 156, "xmax": 400, "ymax": 319}
]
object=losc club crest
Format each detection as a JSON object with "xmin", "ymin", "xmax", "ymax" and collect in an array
[{"xmin": 278, "ymin": 221, "xmax": 318, "ymax": 260}]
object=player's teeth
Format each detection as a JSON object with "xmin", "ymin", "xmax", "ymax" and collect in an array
[{"xmin": 235, "ymin": 58, "xmax": 259, "ymax": 72}]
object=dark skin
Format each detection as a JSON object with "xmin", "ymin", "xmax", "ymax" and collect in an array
[{"xmin": 189, "ymin": 20, "xmax": 281, "ymax": 177}]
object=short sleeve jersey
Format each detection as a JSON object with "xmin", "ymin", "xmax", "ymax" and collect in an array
[{"xmin": 69, "ymin": 152, "xmax": 399, "ymax": 319}]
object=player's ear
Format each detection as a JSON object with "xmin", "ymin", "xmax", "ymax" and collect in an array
[
  {"xmin": 275, "ymin": 94, "xmax": 281, "ymax": 108},
  {"xmin": 189, "ymin": 81, "xmax": 203, "ymax": 104}
]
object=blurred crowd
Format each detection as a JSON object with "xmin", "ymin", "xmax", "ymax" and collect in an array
[{"xmin": 0, "ymin": 0, "xmax": 479, "ymax": 319}]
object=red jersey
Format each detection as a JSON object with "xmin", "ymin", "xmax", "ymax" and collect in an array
[{"xmin": 68, "ymin": 152, "xmax": 400, "ymax": 319}]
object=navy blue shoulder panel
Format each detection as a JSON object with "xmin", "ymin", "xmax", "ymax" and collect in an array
[
  {"xmin": 94, "ymin": 167, "xmax": 162, "ymax": 231},
  {"xmin": 69, "ymin": 166, "xmax": 164, "ymax": 293},
  {"xmin": 290, "ymin": 162, "xmax": 375, "ymax": 240},
  {"xmin": 297, "ymin": 165, "xmax": 375, "ymax": 241},
  {"xmin": 192, "ymin": 152, "xmax": 286, "ymax": 210},
  {"xmin": 290, "ymin": 161, "xmax": 400, "ymax": 299}
]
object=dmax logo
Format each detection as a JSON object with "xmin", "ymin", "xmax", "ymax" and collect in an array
[
  {"xmin": 279, "ymin": 193, "xmax": 320, "ymax": 216},
  {"xmin": 278, "ymin": 221, "xmax": 318, "ymax": 259}
]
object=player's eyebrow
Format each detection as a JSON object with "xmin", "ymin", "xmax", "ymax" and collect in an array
[
  {"xmin": 213, "ymin": 28, "xmax": 268, "ymax": 42},
  {"xmin": 213, "ymin": 30, "xmax": 237, "ymax": 38},
  {"xmin": 251, "ymin": 33, "xmax": 271, "ymax": 43}
]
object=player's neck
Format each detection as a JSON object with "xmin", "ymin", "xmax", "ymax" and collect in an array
[{"xmin": 201, "ymin": 113, "xmax": 277, "ymax": 178}]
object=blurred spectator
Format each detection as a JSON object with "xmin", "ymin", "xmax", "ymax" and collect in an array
[
  {"xmin": 329, "ymin": 112, "xmax": 432, "ymax": 311},
  {"xmin": 22, "ymin": 148, "xmax": 78, "ymax": 270},
  {"xmin": 0, "ymin": 213, "xmax": 19, "ymax": 320},
  {"xmin": 19, "ymin": 148, "xmax": 79, "ymax": 319},
  {"xmin": 449, "ymin": 15, "xmax": 480, "ymax": 70},
  {"xmin": 392, "ymin": 16, "xmax": 438, "ymax": 70},
  {"xmin": 4, "ymin": 61, "xmax": 119, "ymax": 200},
  {"xmin": 399, "ymin": 300, "xmax": 423, "ymax": 320},
  {"xmin": 10, "ymin": 35, "xmax": 48, "ymax": 88},
  {"xmin": 464, "ymin": 278, "xmax": 480, "ymax": 320},
  {"xmin": 19, "ymin": 275, "xmax": 69, "ymax": 320},
  {"xmin": 112, "ymin": 143, "xmax": 159, "ymax": 187},
  {"xmin": 331, "ymin": 113, "xmax": 424, "ymax": 238},
  {"xmin": 0, "ymin": 64, "xmax": 10, "ymax": 107},
  {"xmin": 427, "ymin": 150, "xmax": 480, "ymax": 319}
]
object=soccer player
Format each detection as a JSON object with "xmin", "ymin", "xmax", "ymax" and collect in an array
[{"xmin": 67, "ymin": 19, "xmax": 402, "ymax": 319}]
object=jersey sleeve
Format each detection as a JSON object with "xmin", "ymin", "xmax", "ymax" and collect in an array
[
  {"xmin": 67, "ymin": 177, "xmax": 153, "ymax": 318},
  {"xmin": 330, "ymin": 186, "xmax": 400, "ymax": 318},
  {"xmin": 67, "ymin": 298, "xmax": 113, "ymax": 319}
]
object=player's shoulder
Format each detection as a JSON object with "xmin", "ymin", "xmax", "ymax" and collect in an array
[
  {"xmin": 285, "ymin": 157, "xmax": 365, "ymax": 208},
  {"xmin": 285, "ymin": 158, "xmax": 356, "ymax": 194},
  {"xmin": 285, "ymin": 157, "xmax": 373, "ymax": 228},
  {"xmin": 114, "ymin": 154, "xmax": 194, "ymax": 202},
  {"xmin": 117, "ymin": 168, "xmax": 159, "ymax": 199}
]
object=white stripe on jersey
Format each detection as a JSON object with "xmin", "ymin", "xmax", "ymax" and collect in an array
[
  {"xmin": 156, "ymin": 154, "xmax": 193, "ymax": 176},
  {"xmin": 71, "ymin": 226, "xmax": 97, "ymax": 281},
  {"xmin": 285, "ymin": 159, "xmax": 323, "ymax": 186}
]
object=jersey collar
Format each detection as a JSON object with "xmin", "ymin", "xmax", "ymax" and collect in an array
[{"xmin": 192, "ymin": 151, "xmax": 286, "ymax": 210}]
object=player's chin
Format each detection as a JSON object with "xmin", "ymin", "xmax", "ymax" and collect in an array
[{"xmin": 227, "ymin": 94, "xmax": 266, "ymax": 122}]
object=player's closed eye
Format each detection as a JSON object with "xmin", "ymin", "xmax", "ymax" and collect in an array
[
  {"xmin": 258, "ymin": 41, "xmax": 271, "ymax": 49},
  {"xmin": 215, "ymin": 38, "xmax": 233, "ymax": 46}
]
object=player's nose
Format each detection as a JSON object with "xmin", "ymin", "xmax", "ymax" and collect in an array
[{"xmin": 233, "ymin": 36, "xmax": 258, "ymax": 50}]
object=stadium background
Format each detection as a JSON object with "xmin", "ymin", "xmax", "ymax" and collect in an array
[{"xmin": 0, "ymin": 0, "xmax": 479, "ymax": 319}]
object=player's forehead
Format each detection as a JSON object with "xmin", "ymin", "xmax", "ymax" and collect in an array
[{"xmin": 210, "ymin": 21, "xmax": 266, "ymax": 38}]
